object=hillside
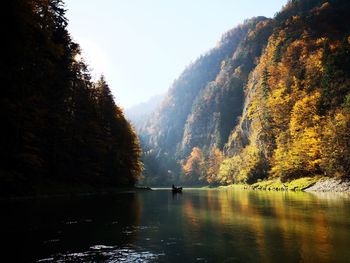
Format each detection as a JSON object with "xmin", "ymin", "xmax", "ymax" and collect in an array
[
  {"xmin": 139, "ymin": 17, "xmax": 268, "ymax": 185},
  {"xmin": 140, "ymin": 0, "xmax": 350, "ymax": 186}
]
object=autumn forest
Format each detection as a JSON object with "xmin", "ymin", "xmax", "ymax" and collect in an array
[{"xmin": 138, "ymin": 0, "xmax": 350, "ymax": 187}]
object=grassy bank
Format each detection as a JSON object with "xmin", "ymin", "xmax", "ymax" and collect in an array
[
  {"xmin": 215, "ymin": 177, "xmax": 322, "ymax": 191},
  {"xmin": 250, "ymin": 177, "xmax": 321, "ymax": 191}
]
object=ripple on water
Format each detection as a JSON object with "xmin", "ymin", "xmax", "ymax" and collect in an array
[
  {"xmin": 37, "ymin": 245, "xmax": 164, "ymax": 263},
  {"xmin": 122, "ymin": 225, "xmax": 159, "ymax": 236}
]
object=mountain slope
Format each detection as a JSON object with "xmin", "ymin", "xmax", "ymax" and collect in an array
[
  {"xmin": 142, "ymin": 21, "xmax": 254, "ymax": 153},
  {"xmin": 180, "ymin": 18, "xmax": 273, "ymax": 158},
  {"xmin": 140, "ymin": 17, "xmax": 271, "ymax": 185},
  {"xmin": 140, "ymin": 0, "xmax": 350, "ymax": 186},
  {"xmin": 222, "ymin": 0, "xmax": 350, "ymax": 184}
]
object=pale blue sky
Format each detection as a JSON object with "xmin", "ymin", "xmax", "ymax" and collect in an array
[{"xmin": 65, "ymin": 0, "xmax": 287, "ymax": 109}]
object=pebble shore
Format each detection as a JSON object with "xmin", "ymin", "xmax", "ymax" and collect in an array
[{"xmin": 305, "ymin": 178, "xmax": 350, "ymax": 192}]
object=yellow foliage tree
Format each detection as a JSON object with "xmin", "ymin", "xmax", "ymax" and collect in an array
[
  {"xmin": 218, "ymin": 155, "xmax": 242, "ymax": 184},
  {"xmin": 218, "ymin": 143, "xmax": 266, "ymax": 184},
  {"xmin": 272, "ymin": 91, "xmax": 323, "ymax": 180},
  {"xmin": 206, "ymin": 146, "xmax": 224, "ymax": 184},
  {"xmin": 321, "ymin": 111, "xmax": 350, "ymax": 177},
  {"xmin": 182, "ymin": 147, "xmax": 205, "ymax": 183}
]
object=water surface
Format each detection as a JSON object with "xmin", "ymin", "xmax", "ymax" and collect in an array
[{"xmin": 1, "ymin": 189, "xmax": 350, "ymax": 262}]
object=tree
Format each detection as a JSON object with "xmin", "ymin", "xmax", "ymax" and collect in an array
[
  {"xmin": 182, "ymin": 147, "xmax": 205, "ymax": 184},
  {"xmin": 206, "ymin": 146, "xmax": 224, "ymax": 184}
]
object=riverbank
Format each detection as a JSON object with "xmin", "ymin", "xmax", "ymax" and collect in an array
[{"xmin": 219, "ymin": 177, "xmax": 350, "ymax": 192}]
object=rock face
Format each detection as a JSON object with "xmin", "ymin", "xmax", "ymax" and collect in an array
[
  {"xmin": 305, "ymin": 178, "xmax": 350, "ymax": 192},
  {"xmin": 180, "ymin": 17, "xmax": 273, "ymax": 157}
]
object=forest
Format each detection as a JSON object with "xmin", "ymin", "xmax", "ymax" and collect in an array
[
  {"xmin": 3, "ymin": 0, "xmax": 349, "ymax": 194},
  {"xmin": 1, "ymin": 0, "xmax": 142, "ymax": 196},
  {"xmin": 138, "ymin": 0, "xmax": 350, "ymax": 186}
]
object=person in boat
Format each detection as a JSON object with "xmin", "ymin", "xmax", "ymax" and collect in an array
[{"xmin": 172, "ymin": 184, "xmax": 182, "ymax": 192}]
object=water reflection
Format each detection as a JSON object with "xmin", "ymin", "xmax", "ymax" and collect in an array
[
  {"xmin": 1, "ymin": 189, "xmax": 350, "ymax": 262},
  {"xmin": 0, "ymin": 193, "xmax": 144, "ymax": 262},
  {"xmin": 179, "ymin": 190, "xmax": 350, "ymax": 263}
]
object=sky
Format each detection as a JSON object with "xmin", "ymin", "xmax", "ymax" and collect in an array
[{"xmin": 65, "ymin": 0, "xmax": 288, "ymax": 109}]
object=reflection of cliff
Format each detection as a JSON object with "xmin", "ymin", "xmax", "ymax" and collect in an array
[{"xmin": 181, "ymin": 190, "xmax": 350, "ymax": 263}]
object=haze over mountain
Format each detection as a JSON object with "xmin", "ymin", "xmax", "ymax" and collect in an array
[
  {"xmin": 125, "ymin": 94, "xmax": 164, "ymax": 130},
  {"xmin": 139, "ymin": 0, "xmax": 350, "ymax": 186}
]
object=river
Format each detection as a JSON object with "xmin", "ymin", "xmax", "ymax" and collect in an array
[{"xmin": 1, "ymin": 189, "xmax": 350, "ymax": 262}]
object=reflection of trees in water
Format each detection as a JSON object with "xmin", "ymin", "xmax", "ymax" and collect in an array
[
  {"xmin": 308, "ymin": 191, "xmax": 350, "ymax": 202},
  {"xmin": 181, "ymin": 190, "xmax": 350, "ymax": 263},
  {"xmin": 83, "ymin": 193, "xmax": 143, "ymax": 246},
  {"xmin": 0, "ymin": 193, "xmax": 143, "ymax": 262}
]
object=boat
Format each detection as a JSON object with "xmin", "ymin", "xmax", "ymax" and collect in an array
[{"xmin": 172, "ymin": 184, "xmax": 183, "ymax": 193}]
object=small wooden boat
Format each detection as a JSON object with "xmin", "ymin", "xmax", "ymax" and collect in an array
[{"xmin": 172, "ymin": 184, "xmax": 183, "ymax": 193}]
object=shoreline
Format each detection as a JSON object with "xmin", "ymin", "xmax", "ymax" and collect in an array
[{"xmin": 219, "ymin": 177, "xmax": 350, "ymax": 192}]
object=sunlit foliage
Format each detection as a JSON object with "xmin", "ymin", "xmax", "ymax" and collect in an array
[
  {"xmin": 182, "ymin": 147, "xmax": 205, "ymax": 184},
  {"xmin": 226, "ymin": 0, "xmax": 350, "ymax": 183}
]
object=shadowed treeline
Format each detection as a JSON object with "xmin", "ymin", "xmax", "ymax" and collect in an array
[{"xmin": 1, "ymin": 0, "xmax": 142, "ymax": 196}]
